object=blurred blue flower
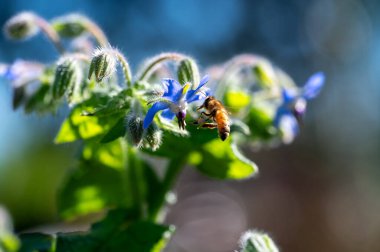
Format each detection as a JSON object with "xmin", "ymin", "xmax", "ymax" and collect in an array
[
  {"xmin": 274, "ymin": 72, "xmax": 325, "ymax": 143},
  {"xmin": 0, "ymin": 60, "xmax": 44, "ymax": 88},
  {"xmin": 143, "ymin": 75, "xmax": 210, "ymax": 130}
]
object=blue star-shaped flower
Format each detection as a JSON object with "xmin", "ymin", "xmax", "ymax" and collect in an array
[
  {"xmin": 273, "ymin": 72, "xmax": 325, "ymax": 143},
  {"xmin": 143, "ymin": 75, "xmax": 210, "ymax": 130},
  {"xmin": 0, "ymin": 60, "xmax": 44, "ymax": 88}
]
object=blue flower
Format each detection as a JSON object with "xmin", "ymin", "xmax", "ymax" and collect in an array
[
  {"xmin": 143, "ymin": 75, "xmax": 210, "ymax": 130},
  {"xmin": 0, "ymin": 60, "xmax": 44, "ymax": 88},
  {"xmin": 273, "ymin": 72, "xmax": 325, "ymax": 143}
]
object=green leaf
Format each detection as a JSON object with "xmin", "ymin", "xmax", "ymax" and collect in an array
[
  {"xmin": 239, "ymin": 230, "xmax": 279, "ymax": 252},
  {"xmin": 100, "ymin": 117, "xmax": 126, "ymax": 143},
  {"xmin": 147, "ymin": 125, "xmax": 257, "ymax": 180},
  {"xmin": 224, "ymin": 90, "xmax": 251, "ymax": 114},
  {"xmin": 58, "ymin": 160, "xmax": 130, "ymax": 220},
  {"xmin": 19, "ymin": 233, "xmax": 55, "ymax": 252},
  {"xmin": 0, "ymin": 207, "xmax": 20, "ymax": 252},
  {"xmin": 55, "ymin": 94, "xmax": 124, "ymax": 143},
  {"xmin": 59, "ymin": 141, "xmax": 162, "ymax": 220},
  {"xmin": 247, "ymin": 105, "xmax": 277, "ymax": 141},
  {"xmin": 195, "ymin": 139, "xmax": 257, "ymax": 179},
  {"xmin": 56, "ymin": 209, "xmax": 173, "ymax": 252}
]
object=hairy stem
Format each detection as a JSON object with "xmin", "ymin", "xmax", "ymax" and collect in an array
[
  {"xmin": 114, "ymin": 49, "xmax": 132, "ymax": 87},
  {"xmin": 35, "ymin": 15, "xmax": 65, "ymax": 54},
  {"xmin": 81, "ymin": 18, "xmax": 109, "ymax": 47},
  {"xmin": 137, "ymin": 53, "xmax": 186, "ymax": 82}
]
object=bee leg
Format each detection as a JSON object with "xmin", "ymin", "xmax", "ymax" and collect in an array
[
  {"xmin": 201, "ymin": 112, "xmax": 212, "ymax": 117},
  {"xmin": 201, "ymin": 123, "xmax": 217, "ymax": 129}
]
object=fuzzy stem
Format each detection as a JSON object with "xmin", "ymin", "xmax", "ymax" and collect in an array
[
  {"xmin": 137, "ymin": 53, "xmax": 186, "ymax": 82},
  {"xmin": 148, "ymin": 157, "xmax": 186, "ymax": 221},
  {"xmin": 34, "ymin": 16, "xmax": 65, "ymax": 54},
  {"xmin": 113, "ymin": 49, "xmax": 132, "ymax": 87},
  {"xmin": 81, "ymin": 18, "xmax": 109, "ymax": 47}
]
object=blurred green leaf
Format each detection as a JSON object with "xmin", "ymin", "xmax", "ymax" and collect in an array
[
  {"xmin": 0, "ymin": 207, "xmax": 20, "ymax": 252},
  {"xmin": 224, "ymin": 90, "xmax": 251, "ymax": 114},
  {"xmin": 58, "ymin": 159, "xmax": 131, "ymax": 220},
  {"xmin": 247, "ymin": 105, "xmax": 277, "ymax": 141},
  {"xmin": 55, "ymin": 94, "xmax": 124, "ymax": 143},
  {"xmin": 100, "ymin": 117, "xmax": 126, "ymax": 143},
  {"xmin": 56, "ymin": 208, "xmax": 173, "ymax": 252},
  {"xmin": 239, "ymin": 230, "xmax": 279, "ymax": 252},
  {"xmin": 148, "ymin": 125, "xmax": 257, "ymax": 180},
  {"xmin": 19, "ymin": 233, "xmax": 54, "ymax": 252},
  {"xmin": 59, "ymin": 141, "xmax": 162, "ymax": 220}
]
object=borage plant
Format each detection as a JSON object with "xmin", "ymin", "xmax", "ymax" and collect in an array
[{"xmin": 0, "ymin": 12, "xmax": 324, "ymax": 252}]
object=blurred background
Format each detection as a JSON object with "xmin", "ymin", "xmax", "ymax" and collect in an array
[{"xmin": 0, "ymin": 0, "xmax": 379, "ymax": 251}]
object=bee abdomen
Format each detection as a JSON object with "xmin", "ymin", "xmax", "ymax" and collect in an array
[{"xmin": 215, "ymin": 110, "xmax": 230, "ymax": 141}]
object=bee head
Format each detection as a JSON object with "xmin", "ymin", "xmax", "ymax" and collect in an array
[{"xmin": 204, "ymin": 96, "xmax": 214, "ymax": 109}]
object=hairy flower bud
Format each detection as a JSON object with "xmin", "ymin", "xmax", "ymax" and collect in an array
[
  {"xmin": 125, "ymin": 113, "xmax": 144, "ymax": 146},
  {"xmin": 52, "ymin": 57, "xmax": 81, "ymax": 99},
  {"xmin": 253, "ymin": 62, "xmax": 275, "ymax": 88},
  {"xmin": 4, "ymin": 12, "xmax": 39, "ymax": 40},
  {"xmin": 88, "ymin": 47, "xmax": 117, "ymax": 82},
  {"xmin": 52, "ymin": 14, "xmax": 86, "ymax": 38},
  {"xmin": 177, "ymin": 58, "xmax": 199, "ymax": 86},
  {"xmin": 143, "ymin": 122, "xmax": 162, "ymax": 151},
  {"xmin": 239, "ymin": 230, "xmax": 279, "ymax": 252}
]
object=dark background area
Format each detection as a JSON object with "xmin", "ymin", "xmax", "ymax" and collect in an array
[{"xmin": 0, "ymin": 0, "xmax": 379, "ymax": 251}]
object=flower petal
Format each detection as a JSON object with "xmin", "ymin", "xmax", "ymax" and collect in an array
[
  {"xmin": 143, "ymin": 102, "xmax": 169, "ymax": 129},
  {"xmin": 160, "ymin": 109, "xmax": 176, "ymax": 120},
  {"xmin": 302, "ymin": 72, "xmax": 325, "ymax": 100},
  {"xmin": 273, "ymin": 106, "xmax": 289, "ymax": 127},
  {"xmin": 162, "ymin": 78, "xmax": 182, "ymax": 100},
  {"xmin": 281, "ymin": 88, "xmax": 296, "ymax": 104},
  {"xmin": 279, "ymin": 114, "xmax": 299, "ymax": 144}
]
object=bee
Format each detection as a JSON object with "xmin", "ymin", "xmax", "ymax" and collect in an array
[{"xmin": 194, "ymin": 96, "xmax": 230, "ymax": 141}]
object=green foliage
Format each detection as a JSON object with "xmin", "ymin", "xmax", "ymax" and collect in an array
[
  {"xmin": 1, "ymin": 11, "xmax": 318, "ymax": 252},
  {"xmin": 239, "ymin": 230, "xmax": 279, "ymax": 252},
  {"xmin": 19, "ymin": 209, "xmax": 173, "ymax": 252}
]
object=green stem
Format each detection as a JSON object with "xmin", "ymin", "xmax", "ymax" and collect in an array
[
  {"xmin": 35, "ymin": 15, "xmax": 65, "ymax": 54},
  {"xmin": 127, "ymin": 146, "xmax": 144, "ymax": 218},
  {"xmin": 114, "ymin": 49, "xmax": 132, "ymax": 88},
  {"xmin": 137, "ymin": 53, "xmax": 186, "ymax": 82},
  {"xmin": 81, "ymin": 18, "xmax": 109, "ymax": 47},
  {"xmin": 149, "ymin": 156, "xmax": 186, "ymax": 221}
]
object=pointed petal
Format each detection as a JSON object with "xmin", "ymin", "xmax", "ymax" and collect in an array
[
  {"xmin": 303, "ymin": 72, "xmax": 325, "ymax": 99},
  {"xmin": 281, "ymin": 88, "xmax": 296, "ymax": 104},
  {"xmin": 143, "ymin": 102, "xmax": 169, "ymax": 129},
  {"xmin": 273, "ymin": 106, "xmax": 289, "ymax": 127},
  {"xmin": 197, "ymin": 75, "xmax": 209, "ymax": 89},
  {"xmin": 162, "ymin": 78, "xmax": 182, "ymax": 98},
  {"xmin": 279, "ymin": 114, "xmax": 299, "ymax": 144},
  {"xmin": 161, "ymin": 109, "xmax": 176, "ymax": 120}
]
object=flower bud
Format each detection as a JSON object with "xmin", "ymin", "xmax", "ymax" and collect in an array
[
  {"xmin": 88, "ymin": 47, "xmax": 117, "ymax": 82},
  {"xmin": 253, "ymin": 62, "xmax": 276, "ymax": 88},
  {"xmin": 143, "ymin": 122, "xmax": 162, "ymax": 151},
  {"xmin": 52, "ymin": 14, "xmax": 86, "ymax": 38},
  {"xmin": 239, "ymin": 230, "xmax": 279, "ymax": 252},
  {"xmin": 177, "ymin": 58, "xmax": 200, "ymax": 88},
  {"xmin": 52, "ymin": 57, "xmax": 81, "ymax": 99},
  {"xmin": 4, "ymin": 12, "xmax": 39, "ymax": 40},
  {"xmin": 125, "ymin": 113, "xmax": 144, "ymax": 146}
]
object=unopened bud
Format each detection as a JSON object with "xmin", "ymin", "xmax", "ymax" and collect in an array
[
  {"xmin": 177, "ymin": 58, "xmax": 200, "ymax": 88},
  {"xmin": 125, "ymin": 113, "xmax": 144, "ymax": 146},
  {"xmin": 52, "ymin": 14, "xmax": 86, "ymax": 38},
  {"xmin": 4, "ymin": 12, "xmax": 39, "ymax": 40},
  {"xmin": 88, "ymin": 47, "xmax": 117, "ymax": 82},
  {"xmin": 253, "ymin": 62, "xmax": 275, "ymax": 88},
  {"xmin": 52, "ymin": 57, "xmax": 81, "ymax": 99},
  {"xmin": 143, "ymin": 122, "xmax": 162, "ymax": 151},
  {"xmin": 239, "ymin": 230, "xmax": 279, "ymax": 252}
]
